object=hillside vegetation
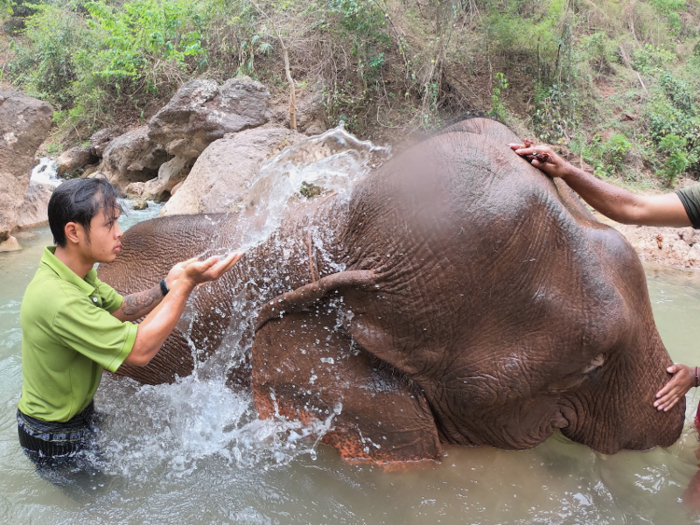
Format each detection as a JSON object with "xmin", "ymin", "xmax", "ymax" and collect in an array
[{"xmin": 2, "ymin": 0, "xmax": 700, "ymax": 189}]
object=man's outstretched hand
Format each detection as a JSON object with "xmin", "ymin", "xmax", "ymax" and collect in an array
[
  {"xmin": 170, "ymin": 252, "xmax": 243, "ymax": 290},
  {"xmin": 509, "ymin": 142, "xmax": 573, "ymax": 179},
  {"xmin": 654, "ymin": 364, "xmax": 695, "ymax": 411}
]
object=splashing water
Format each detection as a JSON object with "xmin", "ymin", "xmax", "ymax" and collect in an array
[
  {"xmin": 30, "ymin": 157, "xmax": 60, "ymax": 187},
  {"xmin": 94, "ymin": 127, "xmax": 390, "ymax": 479},
  {"xmin": 198, "ymin": 126, "xmax": 390, "ymax": 259}
]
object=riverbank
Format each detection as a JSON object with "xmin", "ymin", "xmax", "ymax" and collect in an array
[{"xmin": 595, "ymin": 211, "xmax": 700, "ymax": 274}]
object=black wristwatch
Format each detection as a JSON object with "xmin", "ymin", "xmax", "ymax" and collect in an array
[{"xmin": 160, "ymin": 278, "xmax": 170, "ymax": 296}]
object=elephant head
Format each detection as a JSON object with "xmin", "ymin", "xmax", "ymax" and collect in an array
[{"xmin": 99, "ymin": 119, "xmax": 684, "ymax": 466}]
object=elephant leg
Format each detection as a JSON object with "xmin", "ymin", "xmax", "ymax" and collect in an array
[{"xmin": 251, "ymin": 300, "xmax": 442, "ymax": 466}]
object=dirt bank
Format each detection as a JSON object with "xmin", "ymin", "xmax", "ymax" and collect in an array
[{"xmin": 595, "ymin": 212, "xmax": 700, "ymax": 274}]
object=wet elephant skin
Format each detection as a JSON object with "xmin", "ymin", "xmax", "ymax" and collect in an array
[{"xmin": 98, "ymin": 118, "xmax": 684, "ymax": 465}]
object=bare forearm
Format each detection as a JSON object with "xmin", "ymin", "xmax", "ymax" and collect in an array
[
  {"xmin": 561, "ymin": 166, "xmax": 691, "ymax": 226},
  {"xmin": 511, "ymin": 143, "xmax": 690, "ymax": 226},
  {"xmin": 560, "ymin": 166, "xmax": 641, "ymax": 223},
  {"xmin": 112, "ymin": 285, "xmax": 164, "ymax": 322},
  {"xmin": 124, "ymin": 280, "xmax": 195, "ymax": 366}
]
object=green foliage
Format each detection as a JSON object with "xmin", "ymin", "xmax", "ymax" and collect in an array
[
  {"xmin": 581, "ymin": 32, "xmax": 616, "ymax": 73},
  {"xmin": 533, "ymin": 80, "xmax": 578, "ymax": 144},
  {"xmin": 9, "ymin": 0, "xmax": 216, "ymax": 127},
  {"xmin": 85, "ymin": 0, "xmax": 209, "ymax": 82},
  {"xmin": 4, "ymin": 0, "xmax": 700, "ymax": 169},
  {"xmin": 316, "ymin": 0, "xmax": 392, "ymax": 131},
  {"xmin": 584, "ymin": 133, "xmax": 633, "ymax": 177},
  {"xmin": 8, "ymin": 4, "xmax": 86, "ymax": 108},
  {"xmin": 488, "ymin": 72, "xmax": 508, "ymax": 122},
  {"xmin": 645, "ymin": 71, "xmax": 700, "ymax": 181},
  {"xmin": 631, "ymin": 44, "xmax": 676, "ymax": 75},
  {"xmin": 658, "ymin": 134, "xmax": 689, "ymax": 183},
  {"xmin": 651, "ymin": 0, "xmax": 685, "ymax": 36}
]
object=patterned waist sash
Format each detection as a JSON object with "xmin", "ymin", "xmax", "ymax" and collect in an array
[{"xmin": 17, "ymin": 401, "xmax": 96, "ymax": 459}]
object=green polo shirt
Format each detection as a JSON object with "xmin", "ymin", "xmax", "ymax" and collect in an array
[{"xmin": 18, "ymin": 246, "xmax": 137, "ymax": 423}]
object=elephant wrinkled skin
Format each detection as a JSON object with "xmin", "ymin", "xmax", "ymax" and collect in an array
[{"xmin": 98, "ymin": 119, "xmax": 684, "ymax": 465}]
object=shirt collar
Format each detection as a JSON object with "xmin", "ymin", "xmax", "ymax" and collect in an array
[{"xmin": 41, "ymin": 246, "xmax": 98, "ymax": 296}]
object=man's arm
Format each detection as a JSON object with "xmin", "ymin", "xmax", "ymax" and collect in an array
[
  {"xmin": 111, "ymin": 285, "xmax": 164, "ymax": 322},
  {"xmin": 120, "ymin": 252, "xmax": 242, "ymax": 367},
  {"xmin": 510, "ymin": 144, "xmax": 692, "ymax": 227},
  {"xmin": 111, "ymin": 257, "xmax": 197, "ymax": 322}
]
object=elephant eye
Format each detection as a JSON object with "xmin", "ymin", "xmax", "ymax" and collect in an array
[{"xmin": 581, "ymin": 354, "xmax": 605, "ymax": 375}]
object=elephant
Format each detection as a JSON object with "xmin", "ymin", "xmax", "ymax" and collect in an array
[{"xmin": 98, "ymin": 118, "xmax": 684, "ymax": 466}]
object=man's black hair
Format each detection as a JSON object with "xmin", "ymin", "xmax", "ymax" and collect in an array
[{"xmin": 48, "ymin": 178, "xmax": 124, "ymax": 247}]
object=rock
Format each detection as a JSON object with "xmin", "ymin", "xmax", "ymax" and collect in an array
[
  {"xmin": 0, "ymin": 235, "xmax": 22, "ymax": 252},
  {"xmin": 304, "ymin": 121, "xmax": 327, "ymax": 136},
  {"xmin": 0, "ymin": 89, "xmax": 53, "ymax": 241},
  {"xmin": 90, "ymin": 127, "xmax": 124, "ymax": 158},
  {"xmin": 102, "ymin": 126, "xmax": 170, "ymax": 190},
  {"xmin": 125, "ymin": 156, "xmax": 194, "ymax": 201},
  {"xmin": 87, "ymin": 171, "xmax": 109, "ymax": 180},
  {"xmin": 271, "ymin": 86, "xmax": 328, "ymax": 135},
  {"xmin": 81, "ymin": 165, "xmax": 100, "ymax": 178},
  {"xmin": 162, "ymin": 126, "xmax": 304, "ymax": 215},
  {"xmin": 56, "ymin": 146, "xmax": 98, "ymax": 176},
  {"xmin": 680, "ymin": 227, "xmax": 697, "ymax": 246},
  {"xmin": 131, "ymin": 199, "xmax": 148, "ymax": 210},
  {"xmin": 148, "ymin": 76, "xmax": 270, "ymax": 158},
  {"xmin": 14, "ymin": 231, "xmax": 38, "ymax": 240},
  {"xmin": 594, "ymin": 213, "xmax": 700, "ymax": 269},
  {"xmin": 171, "ymin": 181, "xmax": 184, "ymax": 196},
  {"xmin": 15, "ymin": 182, "xmax": 54, "ymax": 230}
]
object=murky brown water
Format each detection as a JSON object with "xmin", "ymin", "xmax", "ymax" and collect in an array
[{"xmin": 3, "ymin": 216, "xmax": 700, "ymax": 524}]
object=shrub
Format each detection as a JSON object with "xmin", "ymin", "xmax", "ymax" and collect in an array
[
  {"xmin": 489, "ymin": 72, "xmax": 508, "ymax": 122},
  {"xmin": 584, "ymin": 133, "xmax": 633, "ymax": 177},
  {"xmin": 658, "ymin": 134, "xmax": 689, "ymax": 183},
  {"xmin": 631, "ymin": 44, "xmax": 675, "ymax": 75}
]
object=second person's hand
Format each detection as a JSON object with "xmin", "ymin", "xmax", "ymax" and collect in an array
[
  {"xmin": 654, "ymin": 363, "xmax": 696, "ymax": 411},
  {"xmin": 509, "ymin": 142, "xmax": 573, "ymax": 179}
]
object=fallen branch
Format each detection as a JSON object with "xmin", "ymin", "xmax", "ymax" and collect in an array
[{"xmin": 636, "ymin": 72, "xmax": 647, "ymax": 93}]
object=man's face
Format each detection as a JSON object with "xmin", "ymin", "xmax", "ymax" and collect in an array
[{"xmin": 80, "ymin": 208, "xmax": 123, "ymax": 264}]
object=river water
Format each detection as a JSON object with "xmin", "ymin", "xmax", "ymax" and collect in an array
[
  {"xmin": 3, "ymin": 155, "xmax": 700, "ymax": 523},
  {"xmin": 3, "ymin": 226, "xmax": 700, "ymax": 524}
]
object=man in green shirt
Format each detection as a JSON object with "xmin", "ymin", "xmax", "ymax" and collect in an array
[
  {"xmin": 510, "ymin": 141, "xmax": 699, "ymax": 414},
  {"xmin": 17, "ymin": 177, "xmax": 241, "ymax": 463}
]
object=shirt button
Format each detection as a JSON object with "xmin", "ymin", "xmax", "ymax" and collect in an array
[{"xmin": 92, "ymin": 297, "xmax": 98, "ymax": 303}]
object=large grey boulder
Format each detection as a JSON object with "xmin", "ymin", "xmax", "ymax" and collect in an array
[
  {"xmin": 270, "ymin": 86, "xmax": 328, "ymax": 135},
  {"xmin": 162, "ymin": 126, "xmax": 303, "ymax": 215},
  {"xmin": 57, "ymin": 146, "xmax": 98, "ymax": 177},
  {"xmin": 102, "ymin": 126, "xmax": 170, "ymax": 190},
  {"xmin": 90, "ymin": 127, "xmax": 124, "ymax": 158},
  {"xmin": 125, "ymin": 156, "xmax": 194, "ymax": 201},
  {"xmin": 0, "ymin": 89, "xmax": 53, "ymax": 242},
  {"xmin": 15, "ymin": 181, "xmax": 54, "ymax": 230},
  {"xmin": 148, "ymin": 76, "xmax": 270, "ymax": 159}
]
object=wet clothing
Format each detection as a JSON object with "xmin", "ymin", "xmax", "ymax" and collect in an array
[
  {"xmin": 18, "ymin": 246, "xmax": 136, "ymax": 424},
  {"xmin": 676, "ymin": 184, "xmax": 700, "ymax": 229},
  {"xmin": 17, "ymin": 401, "xmax": 98, "ymax": 459}
]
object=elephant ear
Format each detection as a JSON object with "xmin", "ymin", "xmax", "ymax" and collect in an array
[{"xmin": 252, "ymin": 279, "xmax": 442, "ymax": 466}]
